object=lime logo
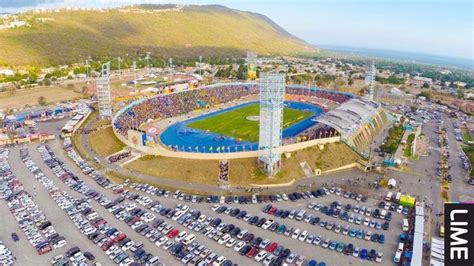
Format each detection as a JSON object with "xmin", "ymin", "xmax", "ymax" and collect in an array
[{"xmin": 445, "ymin": 203, "xmax": 474, "ymax": 266}]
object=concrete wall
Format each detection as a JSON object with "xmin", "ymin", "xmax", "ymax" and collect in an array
[{"xmin": 114, "ymin": 126, "xmax": 340, "ymax": 160}]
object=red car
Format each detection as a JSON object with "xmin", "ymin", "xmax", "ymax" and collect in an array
[
  {"xmin": 266, "ymin": 242, "xmax": 278, "ymax": 253},
  {"xmin": 101, "ymin": 240, "xmax": 114, "ymax": 251},
  {"xmin": 246, "ymin": 246, "xmax": 258, "ymax": 258},
  {"xmin": 112, "ymin": 233, "xmax": 126, "ymax": 243},
  {"xmin": 268, "ymin": 208, "xmax": 277, "ymax": 215},
  {"xmin": 127, "ymin": 216, "xmax": 140, "ymax": 226},
  {"xmin": 167, "ymin": 229, "xmax": 179, "ymax": 238}
]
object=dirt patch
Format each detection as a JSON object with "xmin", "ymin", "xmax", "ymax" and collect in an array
[{"xmin": 89, "ymin": 127, "xmax": 125, "ymax": 157}]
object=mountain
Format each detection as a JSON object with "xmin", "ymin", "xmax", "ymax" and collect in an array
[{"xmin": 0, "ymin": 4, "xmax": 317, "ymax": 66}]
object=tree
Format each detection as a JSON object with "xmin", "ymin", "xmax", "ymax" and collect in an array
[
  {"xmin": 348, "ymin": 78, "xmax": 354, "ymax": 86},
  {"xmin": 38, "ymin": 96, "xmax": 47, "ymax": 106},
  {"xmin": 422, "ymin": 82, "xmax": 430, "ymax": 88},
  {"xmin": 236, "ymin": 64, "xmax": 246, "ymax": 80},
  {"xmin": 457, "ymin": 89, "xmax": 465, "ymax": 99}
]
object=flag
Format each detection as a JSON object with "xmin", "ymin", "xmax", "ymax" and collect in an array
[
  {"xmin": 209, "ymin": 146, "xmax": 213, "ymax": 152},
  {"xmin": 216, "ymin": 147, "xmax": 221, "ymax": 152}
]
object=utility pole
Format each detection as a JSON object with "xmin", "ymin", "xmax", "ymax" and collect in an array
[
  {"xmin": 117, "ymin": 56, "xmax": 122, "ymax": 78},
  {"xmin": 145, "ymin": 52, "xmax": 151, "ymax": 74},
  {"xmin": 132, "ymin": 60, "xmax": 137, "ymax": 91},
  {"xmin": 85, "ymin": 57, "xmax": 91, "ymax": 84},
  {"xmin": 199, "ymin": 55, "xmax": 202, "ymax": 76},
  {"xmin": 169, "ymin": 58, "xmax": 173, "ymax": 81}
]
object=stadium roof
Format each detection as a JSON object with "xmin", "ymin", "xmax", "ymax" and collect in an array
[{"xmin": 316, "ymin": 97, "xmax": 380, "ymax": 137}]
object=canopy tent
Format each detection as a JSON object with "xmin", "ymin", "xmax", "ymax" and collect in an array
[{"xmin": 400, "ymin": 194, "xmax": 416, "ymax": 208}]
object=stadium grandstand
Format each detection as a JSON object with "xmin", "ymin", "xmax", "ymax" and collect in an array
[
  {"xmin": 113, "ymin": 83, "xmax": 353, "ymax": 140},
  {"xmin": 316, "ymin": 97, "xmax": 388, "ymax": 157}
]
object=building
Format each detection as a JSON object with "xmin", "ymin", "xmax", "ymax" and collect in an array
[{"xmin": 453, "ymin": 99, "xmax": 474, "ymax": 114}]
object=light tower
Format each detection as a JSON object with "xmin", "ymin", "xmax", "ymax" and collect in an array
[
  {"xmin": 258, "ymin": 73, "xmax": 286, "ymax": 176},
  {"xmin": 365, "ymin": 61, "xmax": 376, "ymax": 100},
  {"xmin": 97, "ymin": 62, "xmax": 112, "ymax": 119},
  {"xmin": 246, "ymin": 52, "xmax": 257, "ymax": 80}
]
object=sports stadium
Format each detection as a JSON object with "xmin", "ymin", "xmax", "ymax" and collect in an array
[{"xmin": 112, "ymin": 81, "xmax": 388, "ymax": 161}]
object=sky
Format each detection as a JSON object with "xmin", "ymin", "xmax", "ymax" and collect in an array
[{"xmin": 0, "ymin": 0, "xmax": 472, "ymax": 60}]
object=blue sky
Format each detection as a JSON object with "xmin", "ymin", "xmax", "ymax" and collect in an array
[{"xmin": 1, "ymin": 0, "xmax": 472, "ymax": 60}]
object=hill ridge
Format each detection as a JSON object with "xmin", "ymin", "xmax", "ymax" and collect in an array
[{"xmin": 0, "ymin": 4, "xmax": 317, "ymax": 66}]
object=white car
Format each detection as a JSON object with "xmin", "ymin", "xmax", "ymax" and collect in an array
[
  {"xmin": 298, "ymin": 230, "xmax": 308, "ymax": 242},
  {"xmin": 255, "ymin": 250, "xmax": 268, "ymax": 262},
  {"xmin": 211, "ymin": 205, "xmax": 220, "ymax": 212},
  {"xmin": 234, "ymin": 241, "xmax": 245, "ymax": 252},
  {"xmin": 262, "ymin": 220, "xmax": 274, "ymax": 230},
  {"xmin": 225, "ymin": 238, "xmax": 236, "ymax": 248},
  {"xmin": 53, "ymin": 239, "xmax": 67, "ymax": 249},
  {"xmin": 121, "ymin": 241, "xmax": 134, "ymax": 251},
  {"xmin": 397, "ymin": 205, "xmax": 403, "ymax": 213},
  {"xmin": 155, "ymin": 236, "xmax": 167, "ymax": 247},
  {"xmin": 353, "ymin": 247, "xmax": 360, "ymax": 257},
  {"xmin": 218, "ymin": 234, "xmax": 231, "ymax": 245},
  {"xmin": 376, "ymin": 252, "xmax": 383, "ymax": 263},
  {"xmin": 176, "ymin": 231, "xmax": 188, "ymax": 242},
  {"xmin": 363, "ymin": 217, "xmax": 370, "ymax": 226},
  {"xmin": 312, "ymin": 235, "xmax": 322, "ymax": 246},
  {"xmin": 292, "ymin": 229, "xmax": 301, "ymax": 240}
]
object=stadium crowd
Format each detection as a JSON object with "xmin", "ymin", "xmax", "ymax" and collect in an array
[
  {"xmin": 114, "ymin": 84, "xmax": 258, "ymax": 136},
  {"xmin": 286, "ymin": 87, "xmax": 352, "ymax": 104},
  {"xmin": 284, "ymin": 125, "xmax": 339, "ymax": 145}
]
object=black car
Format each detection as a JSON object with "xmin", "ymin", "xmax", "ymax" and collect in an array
[
  {"xmin": 382, "ymin": 221, "xmax": 390, "ymax": 230},
  {"xmin": 256, "ymin": 218, "xmax": 267, "ymax": 227},
  {"xmin": 344, "ymin": 243, "xmax": 354, "ymax": 255},
  {"xmin": 84, "ymin": 252, "xmax": 95, "ymax": 261},
  {"xmin": 280, "ymin": 248, "xmax": 291, "ymax": 258},
  {"xmin": 250, "ymin": 237, "xmax": 262, "ymax": 246},
  {"xmin": 248, "ymin": 216, "xmax": 258, "ymax": 225},
  {"xmin": 239, "ymin": 245, "xmax": 252, "ymax": 255},
  {"xmin": 11, "ymin": 233, "xmax": 19, "ymax": 242},
  {"xmin": 368, "ymin": 249, "xmax": 377, "ymax": 261},
  {"xmin": 230, "ymin": 227, "xmax": 241, "ymax": 237},
  {"xmin": 262, "ymin": 204, "xmax": 272, "ymax": 213},
  {"xmin": 236, "ymin": 211, "xmax": 247, "ymax": 219},
  {"xmin": 66, "ymin": 246, "xmax": 80, "ymax": 257}
]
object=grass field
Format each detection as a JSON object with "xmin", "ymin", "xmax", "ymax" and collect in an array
[
  {"xmin": 89, "ymin": 127, "xmax": 126, "ymax": 157},
  {"xmin": 124, "ymin": 142, "xmax": 361, "ymax": 187},
  {"xmin": 0, "ymin": 85, "xmax": 85, "ymax": 110},
  {"xmin": 187, "ymin": 103, "xmax": 311, "ymax": 142}
]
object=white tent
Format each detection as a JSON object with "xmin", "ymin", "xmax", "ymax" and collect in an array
[{"xmin": 388, "ymin": 178, "xmax": 397, "ymax": 188}]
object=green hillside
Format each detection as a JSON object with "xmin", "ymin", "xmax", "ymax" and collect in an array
[{"xmin": 0, "ymin": 4, "xmax": 317, "ymax": 66}]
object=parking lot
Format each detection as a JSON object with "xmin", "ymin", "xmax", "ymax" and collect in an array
[{"xmin": 0, "ymin": 136, "xmax": 413, "ymax": 266}]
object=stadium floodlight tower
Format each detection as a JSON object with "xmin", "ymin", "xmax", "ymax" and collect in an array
[
  {"xmin": 365, "ymin": 61, "xmax": 376, "ymax": 100},
  {"xmin": 258, "ymin": 73, "xmax": 286, "ymax": 176},
  {"xmin": 97, "ymin": 61, "xmax": 112, "ymax": 119}
]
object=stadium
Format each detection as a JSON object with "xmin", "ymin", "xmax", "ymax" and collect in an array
[{"xmin": 112, "ymin": 81, "xmax": 388, "ymax": 162}]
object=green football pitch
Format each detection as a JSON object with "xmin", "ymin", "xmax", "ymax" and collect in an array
[{"xmin": 187, "ymin": 103, "xmax": 311, "ymax": 142}]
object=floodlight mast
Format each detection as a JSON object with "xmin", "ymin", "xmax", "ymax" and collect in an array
[
  {"xmin": 97, "ymin": 62, "xmax": 112, "ymax": 119},
  {"xmin": 258, "ymin": 73, "xmax": 285, "ymax": 176}
]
